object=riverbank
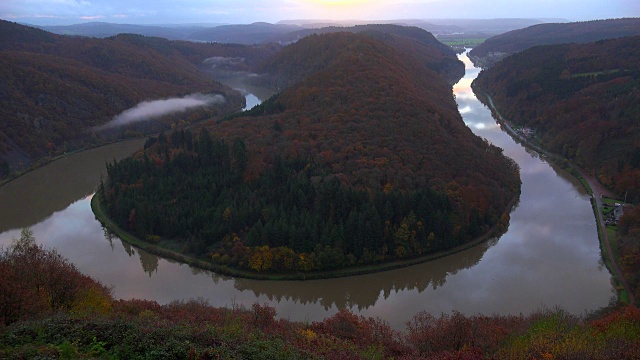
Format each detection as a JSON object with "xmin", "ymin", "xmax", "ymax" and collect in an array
[
  {"xmin": 91, "ymin": 190, "xmax": 519, "ymax": 281},
  {"xmin": 476, "ymin": 90, "xmax": 635, "ymax": 306}
]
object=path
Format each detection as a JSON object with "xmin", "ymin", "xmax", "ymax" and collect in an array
[{"xmin": 483, "ymin": 92, "xmax": 635, "ymax": 306}]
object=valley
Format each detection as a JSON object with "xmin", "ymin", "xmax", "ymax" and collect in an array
[{"xmin": 1, "ymin": 10, "xmax": 638, "ymax": 356}]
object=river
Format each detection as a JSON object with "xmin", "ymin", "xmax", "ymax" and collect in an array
[{"xmin": 0, "ymin": 51, "xmax": 613, "ymax": 330}]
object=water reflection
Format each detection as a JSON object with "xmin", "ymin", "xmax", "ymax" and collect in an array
[
  {"xmin": 231, "ymin": 239, "xmax": 495, "ymax": 311},
  {"xmin": 99, "ymin": 221, "xmax": 496, "ymax": 311},
  {"xmin": 0, "ymin": 140, "xmax": 144, "ymax": 233}
]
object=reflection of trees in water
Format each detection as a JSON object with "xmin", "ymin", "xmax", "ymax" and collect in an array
[
  {"xmin": 138, "ymin": 250, "xmax": 159, "ymax": 277},
  {"xmin": 120, "ymin": 238, "xmax": 135, "ymax": 257},
  {"xmin": 0, "ymin": 140, "xmax": 144, "ymax": 233},
  {"xmin": 109, "ymin": 223, "xmax": 506, "ymax": 311},
  {"xmin": 231, "ymin": 238, "xmax": 497, "ymax": 311},
  {"xmin": 102, "ymin": 226, "xmax": 115, "ymax": 251}
]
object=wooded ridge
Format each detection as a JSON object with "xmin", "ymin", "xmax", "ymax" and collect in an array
[
  {"xmin": 473, "ymin": 35, "xmax": 640, "ymax": 203},
  {"xmin": 469, "ymin": 18, "xmax": 640, "ymax": 68},
  {"xmin": 0, "ymin": 20, "xmax": 281, "ymax": 176}
]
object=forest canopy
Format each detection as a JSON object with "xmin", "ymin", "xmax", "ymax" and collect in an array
[{"xmin": 101, "ymin": 31, "xmax": 520, "ymax": 277}]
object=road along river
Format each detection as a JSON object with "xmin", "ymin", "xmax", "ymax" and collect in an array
[{"xmin": 0, "ymin": 51, "xmax": 613, "ymax": 330}]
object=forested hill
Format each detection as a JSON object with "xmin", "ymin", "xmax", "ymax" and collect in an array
[
  {"xmin": 0, "ymin": 20, "xmax": 277, "ymax": 177},
  {"xmin": 473, "ymin": 36, "xmax": 640, "ymax": 202},
  {"xmin": 469, "ymin": 18, "xmax": 640, "ymax": 68},
  {"xmin": 255, "ymin": 24, "xmax": 464, "ymax": 88},
  {"xmin": 102, "ymin": 32, "xmax": 520, "ymax": 276}
]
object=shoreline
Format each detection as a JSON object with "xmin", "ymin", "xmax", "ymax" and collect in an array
[
  {"xmin": 91, "ymin": 191, "xmax": 519, "ymax": 281},
  {"xmin": 476, "ymin": 90, "xmax": 635, "ymax": 306}
]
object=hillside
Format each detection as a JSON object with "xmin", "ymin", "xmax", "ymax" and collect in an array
[
  {"xmin": 473, "ymin": 36, "xmax": 640, "ymax": 202},
  {"xmin": 256, "ymin": 24, "xmax": 464, "ymax": 86},
  {"xmin": 0, "ymin": 20, "xmax": 274, "ymax": 176},
  {"xmin": 101, "ymin": 32, "xmax": 520, "ymax": 277},
  {"xmin": 469, "ymin": 18, "xmax": 640, "ymax": 68}
]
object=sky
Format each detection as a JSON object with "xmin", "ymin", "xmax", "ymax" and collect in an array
[{"xmin": 1, "ymin": 0, "xmax": 638, "ymax": 26}]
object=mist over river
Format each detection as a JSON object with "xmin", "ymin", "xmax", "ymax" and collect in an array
[{"xmin": 0, "ymin": 51, "xmax": 613, "ymax": 329}]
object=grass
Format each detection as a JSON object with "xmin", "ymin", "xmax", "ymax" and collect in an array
[
  {"xmin": 570, "ymin": 69, "xmax": 621, "ymax": 78},
  {"xmin": 602, "ymin": 196, "xmax": 624, "ymax": 205}
]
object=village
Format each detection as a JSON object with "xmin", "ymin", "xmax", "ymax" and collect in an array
[{"xmin": 604, "ymin": 200, "xmax": 633, "ymax": 226}]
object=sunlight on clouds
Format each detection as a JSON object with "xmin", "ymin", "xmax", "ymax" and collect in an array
[
  {"xmin": 453, "ymin": 80, "xmax": 476, "ymax": 100},
  {"xmin": 463, "ymin": 121, "xmax": 489, "ymax": 130},
  {"xmin": 308, "ymin": 0, "xmax": 369, "ymax": 4},
  {"xmin": 80, "ymin": 15, "xmax": 105, "ymax": 20},
  {"xmin": 292, "ymin": 0, "xmax": 389, "ymax": 19},
  {"xmin": 45, "ymin": 0, "xmax": 91, "ymax": 6}
]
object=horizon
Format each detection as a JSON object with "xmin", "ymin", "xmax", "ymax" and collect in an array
[{"xmin": 1, "ymin": 0, "xmax": 637, "ymax": 27}]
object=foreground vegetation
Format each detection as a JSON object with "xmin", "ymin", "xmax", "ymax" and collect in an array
[{"xmin": 2, "ymin": 233, "xmax": 640, "ymax": 359}]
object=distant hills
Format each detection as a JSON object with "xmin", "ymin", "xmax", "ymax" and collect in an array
[
  {"xmin": 34, "ymin": 18, "xmax": 555, "ymax": 45},
  {"xmin": 469, "ymin": 18, "xmax": 640, "ymax": 68},
  {"xmin": 31, "ymin": 22, "xmax": 218, "ymax": 40},
  {"xmin": 0, "ymin": 20, "xmax": 276, "ymax": 175},
  {"xmin": 34, "ymin": 22, "xmax": 305, "ymax": 44},
  {"xmin": 253, "ymin": 24, "xmax": 464, "ymax": 88},
  {"xmin": 473, "ymin": 35, "xmax": 640, "ymax": 201}
]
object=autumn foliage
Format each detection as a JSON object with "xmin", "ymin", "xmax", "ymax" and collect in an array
[
  {"xmin": 0, "ymin": 229, "xmax": 112, "ymax": 326},
  {"xmin": 0, "ymin": 20, "xmax": 261, "ymax": 175}
]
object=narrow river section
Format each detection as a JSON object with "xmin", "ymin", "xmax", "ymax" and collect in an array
[{"xmin": 0, "ymin": 52, "xmax": 613, "ymax": 330}]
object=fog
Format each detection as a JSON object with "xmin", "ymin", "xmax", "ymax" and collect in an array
[{"xmin": 98, "ymin": 93, "xmax": 225, "ymax": 129}]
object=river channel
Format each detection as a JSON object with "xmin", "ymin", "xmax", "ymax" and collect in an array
[{"xmin": 0, "ymin": 51, "xmax": 613, "ymax": 330}]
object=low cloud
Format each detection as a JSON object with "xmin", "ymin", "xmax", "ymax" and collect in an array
[
  {"xmin": 98, "ymin": 93, "xmax": 225, "ymax": 129},
  {"xmin": 79, "ymin": 15, "xmax": 105, "ymax": 20}
]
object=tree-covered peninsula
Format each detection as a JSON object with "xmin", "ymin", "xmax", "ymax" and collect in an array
[{"xmin": 99, "ymin": 31, "xmax": 520, "ymax": 277}]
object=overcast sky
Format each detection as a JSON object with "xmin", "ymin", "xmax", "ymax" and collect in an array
[{"xmin": 1, "ymin": 0, "xmax": 638, "ymax": 26}]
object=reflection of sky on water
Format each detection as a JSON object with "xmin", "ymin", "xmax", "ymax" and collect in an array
[
  {"xmin": 243, "ymin": 94, "xmax": 261, "ymax": 111},
  {"xmin": 453, "ymin": 77, "xmax": 476, "ymax": 100},
  {"xmin": 0, "ymin": 51, "xmax": 614, "ymax": 331}
]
